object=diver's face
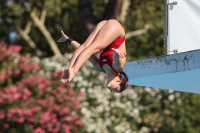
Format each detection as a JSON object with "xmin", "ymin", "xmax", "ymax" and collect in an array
[{"xmin": 106, "ymin": 78, "xmax": 121, "ymax": 93}]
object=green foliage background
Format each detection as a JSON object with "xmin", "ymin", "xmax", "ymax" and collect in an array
[{"xmin": 0, "ymin": 0, "xmax": 164, "ymax": 58}]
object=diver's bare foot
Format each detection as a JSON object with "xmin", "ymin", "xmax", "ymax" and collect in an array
[{"xmin": 57, "ymin": 31, "xmax": 69, "ymax": 43}]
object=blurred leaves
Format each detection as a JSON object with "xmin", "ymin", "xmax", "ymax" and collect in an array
[{"xmin": 0, "ymin": 0, "xmax": 164, "ymax": 58}]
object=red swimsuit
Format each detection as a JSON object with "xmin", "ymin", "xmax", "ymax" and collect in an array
[{"xmin": 99, "ymin": 36, "xmax": 125, "ymax": 73}]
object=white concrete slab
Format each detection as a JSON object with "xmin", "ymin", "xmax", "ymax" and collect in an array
[
  {"xmin": 124, "ymin": 49, "xmax": 200, "ymax": 93},
  {"xmin": 168, "ymin": 0, "xmax": 200, "ymax": 54}
]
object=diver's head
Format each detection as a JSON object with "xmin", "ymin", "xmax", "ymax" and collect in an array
[{"xmin": 106, "ymin": 71, "xmax": 129, "ymax": 93}]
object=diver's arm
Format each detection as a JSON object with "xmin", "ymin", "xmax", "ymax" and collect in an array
[{"xmin": 112, "ymin": 43, "xmax": 126, "ymax": 71}]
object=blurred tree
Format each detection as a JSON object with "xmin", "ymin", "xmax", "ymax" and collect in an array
[
  {"xmin": 0, "ymin": 0, "xmax": 78, "ymax": 56},
  {"xmin": 0, "ymin": 0, "xmax": 164, "ymax": 58}
]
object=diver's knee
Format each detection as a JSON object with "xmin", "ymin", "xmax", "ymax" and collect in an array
[
  {"xmin": 100, "ymin": 20, "xmax": 108, "ymax": 23},
  {"xmin": 107, "ymin": 19, "xmax": 119, "ymax": 25},
  {"xmin": 98, "ymin": 20, "xmax": 108, "ymax": 27}
]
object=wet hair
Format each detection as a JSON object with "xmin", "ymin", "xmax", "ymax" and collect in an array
[{"xmin": 118, "ymin": 71, "xmax": 129, "ymax": 92}]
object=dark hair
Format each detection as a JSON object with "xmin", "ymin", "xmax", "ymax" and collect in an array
[{"xmin": 119, "ymin": 71, "xmax": 129, "ymax": 92}]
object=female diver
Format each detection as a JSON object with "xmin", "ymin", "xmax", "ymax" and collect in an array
[{"xmin": 58, "ymin": 19, "xmax": 129, "ymax": 93}]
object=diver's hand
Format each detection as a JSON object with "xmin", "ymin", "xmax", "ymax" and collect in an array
[
  {"xmin": 61, "ymin": 68, "xmax": 70, "ymax": 84},
  {"xmin": 57, "ymin": 31, "xmax": 69, "ymax": 43},
  {"xmin": 66, "ymin": 67, "xmax": 76, "ymax": 82},
  {"xmin": 112, "ymin": 48, "xmax": 126, "ymax": 58},
  {"xmin": 61, "ymin": 67, "xmax": 76, "ymax": 84}
]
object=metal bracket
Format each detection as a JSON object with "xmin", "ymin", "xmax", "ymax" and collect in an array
[
  {"xmin": 168, "ymin": 49, "xmax": 178, "ymax": 54},
  {"xmin": 164, "ymin": 0, "xmax": 178, "ymax": 55},
  {"xmin": 168, "ymin": 1, "xmax": 178, "ymax": 5}
]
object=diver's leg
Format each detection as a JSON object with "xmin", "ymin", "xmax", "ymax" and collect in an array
[
  {"xmin": 68, "ymin": 20, "xmax": 108, "ymax": 67},
  {"xmin": 67, "ymin": 19, "xmax": 125, "ymax": 81}
]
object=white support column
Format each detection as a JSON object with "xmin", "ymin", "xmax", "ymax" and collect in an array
[{"xmin": 124, "ymin": 49, "xmax": 200, "ymax": 93}]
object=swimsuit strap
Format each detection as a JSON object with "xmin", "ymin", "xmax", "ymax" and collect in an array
[{"xmin": 109, "ymin": 64, "xmax": 118, "ymax": 74}]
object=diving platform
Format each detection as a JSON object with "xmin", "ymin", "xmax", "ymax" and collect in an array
[{"xmin": 124, "ymin": 49, "xmax": 200, "ymax": 94}]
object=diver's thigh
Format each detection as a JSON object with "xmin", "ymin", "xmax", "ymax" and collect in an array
[
  {"xmin": 88, "ymin": 20, "xmax": 124, "ymax": 50},
  {"xmin": 82, "ymin": 20, "xmax": 108, "ymax": 47}
]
